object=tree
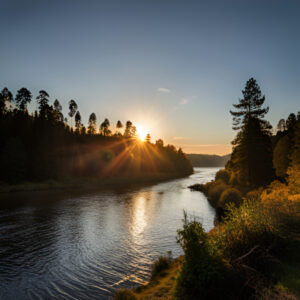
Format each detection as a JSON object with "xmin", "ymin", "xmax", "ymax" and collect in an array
[
  {"xmin": 286, "ymin": 113, "xmax": 296, "ymax": 132},
  {"xmin": 124, "ymin": 120, "xmax": 133, "ymax": 138},
  {"xmin": 228, "ymin": 78, "xmax": 274, "ymax": 186},
  {"xmin": 15, "ymin": 88, "xmax": 32, "ymax": 111},
  {"xmin": 116, "ymin": 120, "xmax": 123, "ymax": 135},
  {"xmin": 276, "ymin": 118, "xmax": 286, "ymax": 132},
  {"xmin": 100, "ymin": 118, "xmax": 111, "ymax": 136},
  {"xmin": 145, "ymin": 133, "xmax": 151, "ymax": 143},
  {"xmin": 0, "ymin": 87, "xmax": 13, "ymax": 114},
  {"xmin": 156, "ymin": 139, "xmax": 164, "ymax": 147},
  {"xmin": 273, "ymin": 135, "xmax": 291, "ymax": 178},
  {"xmin": 74, "ymin": 111, "xmax": 82, "ymax": 134},
  {"xmin": 68, "ymin": 99, "xmax": 77, "ymax": 128},
  {"xmin": 36, "ymin": 90, "xmax": 50, "ymax": 118},
  {"xmin": 53, "ymin": 99, "xmax": 64, "ymax": 122},
  {"xmin": 88, "ymin": 113, "xmax": 97, "ymax": 134}
]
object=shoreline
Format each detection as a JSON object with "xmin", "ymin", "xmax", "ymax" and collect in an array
[{"xmin": 0, "ymin": 171, "xmax": 193, "ymax": 195}]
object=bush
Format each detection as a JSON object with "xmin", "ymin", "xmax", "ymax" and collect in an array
[
  {"xmin": 212, "ymin": 199, "xmax": 282, "ymax": 263},
  {"xmin": 215, "ymin": 169, "xmax": 231, "ymax": 184},
  {"xmin": 207, "ymin": 181, "xmax": 228, "ymax": 207},
  {"xmin": 114, "ymin": 289, "xmax": 137, "ymax": 300},
  {"xmin": 151, "ymin": 255, "xmax": 171, "ymax": 279},
  {"xmin": 219, "ymin": 188, "xmax": 242, "ymax": 208},
  {"xmin": 176, "ymin": 212, "xmax": 226, "ymax": 299}
]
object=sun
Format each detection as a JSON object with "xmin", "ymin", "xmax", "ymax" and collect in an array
[{"xmin": 136, "ymin": 125, "xmax": 147, "ymax": 141}]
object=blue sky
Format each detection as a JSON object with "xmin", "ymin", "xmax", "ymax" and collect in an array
[{"xmin": 1, "ymin": 0, "xmax": 299, "ymax": 154}]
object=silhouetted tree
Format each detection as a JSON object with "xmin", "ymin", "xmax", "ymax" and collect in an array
[
  {"xmin": 273, "ymin": 135, "xmax": 291, "ymax": 178},
  {"xmin": 15, "ymin": 88, "xmax": 32, "ymax": 111},
  {"xmin": 156, "ymin": 139, "xmax": 164, "ymax": 147},
  {"xmin": 277, "ymin": 118, "xmax": 286, "ymax": 132},
  {"xmin": 68, "ymin": 99, "xmax": 77, "ymax": 128},
  {"xmin": 124, "ymin": 121, "xmax": 133, "ymax": 138},
  {"xmin": 0, "ymin": 87, "xmax": 13, "ymax": 114},
  {"xmin": 36, "ymin": 90, "xmax": 50, "ymax": 118},
  {"xmin": 100, "ymin": 118, "xmax": 111, "ymax": 136},
  {"xmin": 116, "ymin": 120, "xmax": 123, "ymax": 135},
  {"xmin": 75, "ymin": 111, "xmax": 82, "ymax": 134},
  {"xmin": 286, "ymin": 113, "xmax": 296, "ymax": 132},
  {"xmin": 88, "ymin": 113, "xmax": 97, "ymax": 134},
  {"xmin": 53, "ymin": 99, "xmax": 64, "ymax": 122},
  {"xmin": 228, "ymin": 78, "xmax": 274, "ymax": 186}
]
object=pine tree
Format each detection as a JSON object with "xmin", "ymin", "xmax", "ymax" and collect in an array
[
  {"xmin": 15, "ymin": 87, "xmax": 32, "ymax": 111},
  {"xmin": 228, "ymin": 78, "xmax": 274, "ymax": 186}
]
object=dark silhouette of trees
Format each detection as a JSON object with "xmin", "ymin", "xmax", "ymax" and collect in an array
[
  {"xmin": 228, "ymin": 78, "xmax": 274, "ymax": 186},
  {"xmin": 88, "ymin": 113, "xmax": 97, "ymax": 134},
  {"xmin": 68, "ymin": 100, "xmax": 77, "ymax": 128},
  {"xmin": 36, "ymin": 90, "xmax": 50, "ymax": 118},
  {"xmin": 53, "ymin": 99, "xmax": 64, "ymax": 122},
  {"xmin": 100, "ymin": 118, "xmax": 111, "ymax": 136},
  {"xmin": 0, "ymin": 87, "xmax": 13, "ymax": 114},
  {"xmin": 277, "ymin": 118, "xmax": 286, "ymax": 132},
  {"xmin": 286, "ymin": 113, "xmax": 296, "ymax": 132},
  {"xmin": 124, "ymin": 121, "xmax": 133, "ymax": 138},
  {"xmin": 75, "ymin": 111, "xmax": 82, "ymax": 134},
  {"xmin": 15, "ymin": 88, "xmax": 32, "ymax": 111},
  {"xmin": 116, "ymin": 120, "xmax": 123, "ymax": 135}
]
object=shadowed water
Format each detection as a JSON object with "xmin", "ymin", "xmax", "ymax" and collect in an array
[{"xmin": 0, "ymin": 167, "xmax": 218, "ymax": 299}]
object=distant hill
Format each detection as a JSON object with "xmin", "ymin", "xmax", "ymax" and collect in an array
[{"xmin": 186, "ymin": 153, "xmax": 231, "ymax": 167}]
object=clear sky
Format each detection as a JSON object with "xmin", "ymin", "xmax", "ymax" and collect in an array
[{"xmin": 1, "ymin": 0, "xmax": 299, "ymax": 155}]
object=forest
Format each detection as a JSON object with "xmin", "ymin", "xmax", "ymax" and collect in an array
[
  {"xmin": 186, "ymin": 154, "xmax": 231, "ymax": 167},
  {"xmin": 116, "ymin": 78, "xmax": 300, "ymax": 299},
  {"xmin": 0, "ymin": 88, "xmax": 192, "ymax": 187}
]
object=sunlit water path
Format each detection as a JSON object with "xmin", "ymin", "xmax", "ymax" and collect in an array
[{"xmin": 0, "ymin": 167, "xmax": 218, "ymax": 299}]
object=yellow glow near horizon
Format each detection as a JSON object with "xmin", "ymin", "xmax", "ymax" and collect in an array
[{"xmin": 136, "ymin": 125, "xmax": 148, "ymax": 141}]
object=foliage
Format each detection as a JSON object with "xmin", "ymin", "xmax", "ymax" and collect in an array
[
  {"xmin": 215, "ymin": 169, "xmax": 231, "ymax": 184},
  {"xmin": 114, "ymin": 289, "xmax": 137, "ymax": 300},
  {"xmin": 228, "ymin": 78, "xmax": 274, "ymax": 187},
  {"xmin": 218, "ymin": 187, "xmax": 242, "ymax": 208},
  {"xmin": 151, "ymin": 255, "xmax": 172, "ymax": 279},
  {"xmin": 273, "ymin": 135, "xmax": 291, "ymax": 178},
  {"xmin": 176, "ymin": 212, "xmax": 226, "ymax": 299},
  {"xmin": 207, "ymin": 181, "xmax": 228, "ymax": 207}
]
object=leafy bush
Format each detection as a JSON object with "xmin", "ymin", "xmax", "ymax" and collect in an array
[
  {"xmin": 114, "ymin": 289, "xmax": 137, "ymax": 300},
  {"xmin": 212, "ymin": 200, "xmax": 282, "ymax": 263},
  {"xmin": 176, "ymin": 212, "xmax": 226, "ymax": 299},
  {"xmin": 219, "ymin": 188, "xmax": 242, "ymax": 208},
  {"xmin": 151, "ymin": 255, "xmax": 171, "ymax": 279},
  {"xmin": 207, "ymin": 181, "xmax": 228, "ymax": 207},
  {"xmin": 215, "ymin": 169, "xmax": 231, "ymax": 184}
]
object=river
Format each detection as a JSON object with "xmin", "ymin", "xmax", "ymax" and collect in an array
[{"xmin": 0, "ymin": 167, "xmax": 218, "ymax": 299}]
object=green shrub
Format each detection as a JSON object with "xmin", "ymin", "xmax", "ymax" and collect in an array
[
  {"xmin": 151, "ymin": 255, "xmax": 171, "ymax": 279},
  {"xmin": 114, "ymin": 289, "xmax": 137, "ymax": 300},
  {"xmin": 219, "ymin": 188, "xmax": 242, "ymax": 208},
  {"xmin": 176, "ymin": 212, "xmax": 226, "ymax": 299},
  {"xmin": 207, "ymin": 181, "xmax": 228, "ymax": 207},
  {"xmin": 215, "ymin": 169, "xmax": 231, "ymax": 184}
]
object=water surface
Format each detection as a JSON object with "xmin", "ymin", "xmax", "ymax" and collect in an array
[{"xmin": 0, "ymin": 167, "xmax": 218, "ymax": 299}]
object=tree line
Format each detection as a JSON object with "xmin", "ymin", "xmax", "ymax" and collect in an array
[{"xmin": 0, "ymin": 87, "xmax": 192, "ymax": 184}]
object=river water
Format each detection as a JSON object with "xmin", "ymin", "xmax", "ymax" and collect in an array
[{"xmin": 0, "ymin": 167, "xmax": 218, "ymax": 299}]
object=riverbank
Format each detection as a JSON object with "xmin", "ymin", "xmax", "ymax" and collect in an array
[{"xmin": 0, "ymin": 172, "xmax": 192, "ymax": 194}]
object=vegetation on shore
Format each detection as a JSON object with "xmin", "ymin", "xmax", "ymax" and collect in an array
[
  {"xmin": 115, "ymin": 78, "xmax": 300, "ymax": 299},
  {"xmin": 0, "ymin": 87, "xmax": 192, "ymax": 189},
  {"xmin": 186, "ymin": 154, "xmax": 231, "ymax": 167}
]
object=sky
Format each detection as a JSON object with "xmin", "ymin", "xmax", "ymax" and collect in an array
[{"xmin": 1, "ymin": 0, "xmax": 299, "ymax": 155}]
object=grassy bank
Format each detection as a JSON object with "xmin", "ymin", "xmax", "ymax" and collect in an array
[{"xmin": 0, "ymin": 171, "xmax": 192, "ymax": 194}]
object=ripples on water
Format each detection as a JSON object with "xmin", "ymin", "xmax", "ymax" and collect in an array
[{"xmin": 0, "ymin": 167, "xmax": 219, "ymax": 299}]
